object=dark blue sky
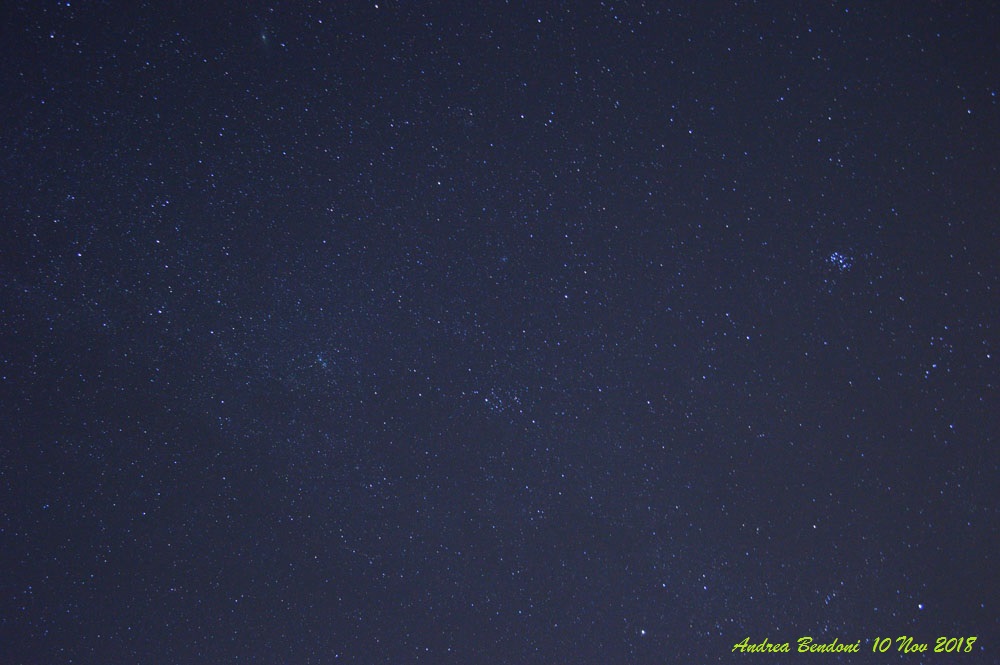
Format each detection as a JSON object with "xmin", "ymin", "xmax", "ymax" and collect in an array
[{"xmin": 2, "ymin": 1, "xmax": 997, "ymax": 662}]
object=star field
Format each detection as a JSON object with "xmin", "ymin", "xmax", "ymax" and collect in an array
[{"xmin": 1, "ymin": 1, "xmax": 998, "ymax": 663}]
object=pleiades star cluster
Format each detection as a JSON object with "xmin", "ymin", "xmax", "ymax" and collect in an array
[{"xmin": 1, "ymin": 2, "xmax": 997, "ymax": 663}]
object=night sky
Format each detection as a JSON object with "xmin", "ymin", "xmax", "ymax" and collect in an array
[{"xmin": 2, "ymin": 1, "xmax": 998, "ymax": 663}]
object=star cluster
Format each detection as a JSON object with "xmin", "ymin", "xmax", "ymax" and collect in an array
[{"xmin": 1, "ymin": 2, "xmax": 997, "ymax": 662}]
